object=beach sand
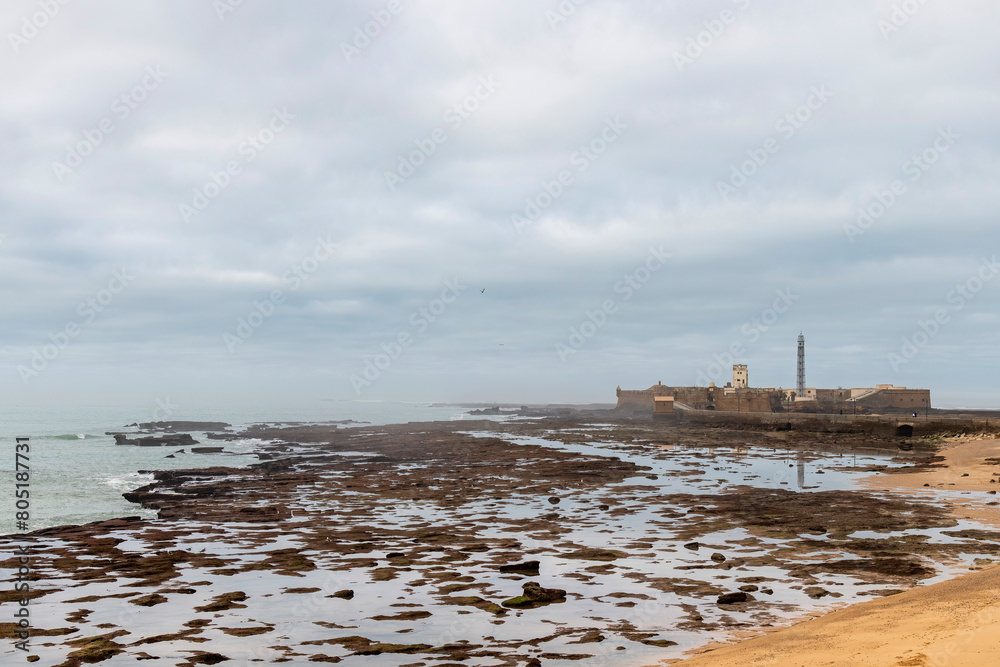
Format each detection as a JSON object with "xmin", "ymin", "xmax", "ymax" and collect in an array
[
  {"xmin": 861, "ymin": 436, "xmax": 1000, "ymax": 529},
  {"xmin": 665, "ymin": 438, "xmax": 1000, "ymax": 667},
  {"xmin": 662, "ymin": 564, "xmax": 1000, "ymax": 667}
]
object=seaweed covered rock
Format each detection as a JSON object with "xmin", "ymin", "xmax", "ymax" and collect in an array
[{"xmin": 502, "ymin": 582, "xmax": 567, "ymax": 608}]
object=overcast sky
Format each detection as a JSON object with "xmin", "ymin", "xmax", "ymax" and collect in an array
[{"xmin": 2, "ymin": 0, "xmax": 999, "ymax": 409}]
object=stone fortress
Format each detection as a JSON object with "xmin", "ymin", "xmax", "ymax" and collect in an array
[{"xmin": 616, "ymin": 337, "xmax": 931, "ymax": 415}]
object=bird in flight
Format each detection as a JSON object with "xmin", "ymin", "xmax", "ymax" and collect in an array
[{"xmin": 480, "ymin": 288, "xmax": 485, "ymax": 293}]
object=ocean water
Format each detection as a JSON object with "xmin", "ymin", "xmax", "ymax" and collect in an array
[{"xmin": 0, "ymin": 400, "xmax": 478, "ymax": 536}]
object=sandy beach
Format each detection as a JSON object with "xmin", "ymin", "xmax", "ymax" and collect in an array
[
  {"xmin": 666, "ymin": 437, "xmax": 1000, "ymax": 667},
  {"xmin": 661, "ymin": 563, "xmax": 1000, "ymax": 667},
  {"xmin": 862, "ymin": 436, "xmax": 1000, "ymax": 528}
]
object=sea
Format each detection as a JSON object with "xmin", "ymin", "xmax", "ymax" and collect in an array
[{"xmin": 0, "ymin": 400, "xmax": 480, "ymax": 536}]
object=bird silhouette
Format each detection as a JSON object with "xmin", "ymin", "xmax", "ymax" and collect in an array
[{"xmin": 480, "ymin": 288, "xmax": 485, "ymax": 293}]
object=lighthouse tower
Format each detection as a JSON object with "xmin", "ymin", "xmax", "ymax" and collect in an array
[{"xmin": 796, "ymin": 333, "xmax": 806, "ymax": 396}]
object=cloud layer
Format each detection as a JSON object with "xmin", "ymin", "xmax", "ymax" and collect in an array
[{"xmin": 2, "ymin": 0, "xmax": 999, "ymax": 408}]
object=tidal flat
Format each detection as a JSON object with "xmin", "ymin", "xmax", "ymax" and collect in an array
[{"xmin": 3, "ymin": 417, "xmax": 999, "ymax": 666}]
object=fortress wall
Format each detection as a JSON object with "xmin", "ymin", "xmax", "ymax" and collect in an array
[
  {"xmin": 714, "ymin": 392, "xmax": 781, "ymax": 413},
  {"xmin": 861, "ymin": 389, "xmax": 932, "ymax": 410},
  {"xmin": 674, "ymin": 387, "xmax": 711, "ymax": 404},
  {"xmin": 616, "ymin": 390, "xmax": 655, "ymax": 411},
  {"xmin": 619, "ymin": 385, "xmax": 780, "ymax": 412},
  {"xmin": 617, "ymin": 385, "xmax": 692, "ymax": 411},
  {"xmin": 677, "ymin": 410, "xmax": 1000, "ymax": 437},
  {"xmin": 816, "ymin": 389, "xmax": 852, "ymax": 401}
]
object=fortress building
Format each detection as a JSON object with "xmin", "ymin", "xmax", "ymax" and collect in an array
[
  {"xmin": 616, "ymin": 336, "xmax": 931, "ymax": 415},
  {"xmin": 616, "ymin": 368, "xmax": 930, "ymax": 415},
  {"xmin": 616, "ymin": 366, "xmax": 782, "ymax": 414}
]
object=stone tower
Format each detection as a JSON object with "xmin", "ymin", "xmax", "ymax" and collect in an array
[
  {"xmin": 797, "ymin": 333, "xmax": 806, "ymax": 395},
  {"xmin": 733, "ymin": 364, "xmax": 748, "ymax": 389}
]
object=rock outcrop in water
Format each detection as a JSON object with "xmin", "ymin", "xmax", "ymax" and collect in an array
[
  {"xmin": 112, "ymin": 433, "xmax": 197, "ymax": 447},
  {"xmin": 502, "ymin": 581, "xmax": 567, "ymax": 608}
]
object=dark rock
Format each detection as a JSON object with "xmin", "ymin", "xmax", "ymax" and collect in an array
[
  {"xmin": 523, "ymin": 581, "xmax": 566, "ymax": 601},
  {"xmin": 195, "ymin": 591, "xmax": 248, "ymax": 612},
  {"xmin": 816, "ymin": 558, "xmax": 934, "ymax": 579},
  {"xmin": 739, "ymin": 585, "xmax": 758, "ymax": 592},
  {"xmin": 683, "ymin": 542, "xmax": 700, "ymax": 550},
  {"xmin": 804, "ymin": 587, "xmax": 837, "ymax": 599},
  {"xmin": 192, "ymin": 447, "xmax": 225, "ymax": 454},
  {"xmin": 439, "ymin": 596, "xmax": 505, "ymax": 615},
  {"xmin": 130, "ymin": 593, "xmax": 168, "ymax": 606},
  {"xmin": 561, "ymin": 548, "xmax": 625, "ymax": 561},
  {"xmin": 328, "ymin": 590, "xmax": 354, "ymax": 600},
  {"xmin": 502, "ymin": 581, "xmax": 566, "ymax": 608},
  {"xmin": 185, "ymin": 651, "xmax": 229, "ymax": 664},
  {"xmin": 710, "ymin": 552, "xmax": 726, "ymax": 563},
  {"xmin": 499, "ymin": 560, "xmax": 540, "ymax": 575},
  {"xmin": 716, "ymin": 591, "xmax": 748, "ymax": 604},
  {"xmin": 548, "ymin": 497, "xmax": 560, "ymax": 504},
  {"xmin": 113, "ymin": 433, "xmax": 197, "ymax": 447},
  {"xmin": 386, "ymin": 553, "xmax": 405, "ymax": 559},
  {"xmin": 598, "ymin": 504, "xmax": 610, "ymax": 511},
  {"xmin": 570, "ymin": 629, "xmax": 605, "ymax": 644}
]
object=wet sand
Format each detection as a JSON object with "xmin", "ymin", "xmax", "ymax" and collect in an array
[
  {"xmin": 861, "ymin": 436, "xmax": 1000, "ymax": 528},
  {"xmin": 666, "ymin": 437, "xmax": 1000, "ymax": 667},
  {"xmin": 663, "ymin": 562, "xmax": 1000, "ymax": 667}
]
